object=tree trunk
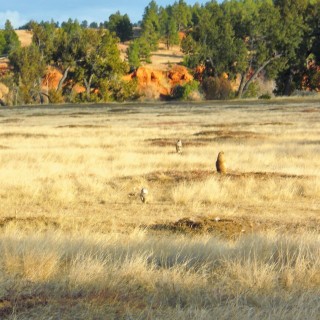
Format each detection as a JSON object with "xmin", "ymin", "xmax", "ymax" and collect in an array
[
  {"xmin": 38, "ymin": 77, "xmax": 44, "ymax": 104},
  {"xmin": 284, "ymin": 68, "xmax": 293, "ymax": 96},
  {"xmin": 238, "ymin": 54, "xmax": 282, "ymax": 98},
  {"xmin": 56, "ymin": 66, "xmax": 70, "ymax": 92},
  {"xmin": 237, "ymin": 72, "xmax": 247, "ymax": 98},
  {"xmin": 84, "ymin": 74, "xmax": 93, "ymax": 101}
]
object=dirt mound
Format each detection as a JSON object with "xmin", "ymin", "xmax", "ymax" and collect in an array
[{"xmin": 149, "ymin": 217, "xmax": 256, "ymax": 239}]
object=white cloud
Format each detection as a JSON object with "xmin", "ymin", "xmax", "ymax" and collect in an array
[{"xmin": 0, "ymin": 11, "xmax": 26, "ymax": 29}]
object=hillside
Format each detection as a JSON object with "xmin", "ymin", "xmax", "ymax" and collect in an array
[
  {"xmin": 0, "ymin": 30, "xmax": 189, "ymax": 101},
  {"xmin": 15, "ymin": 30, "xmax": 184, "ymax": 69}
]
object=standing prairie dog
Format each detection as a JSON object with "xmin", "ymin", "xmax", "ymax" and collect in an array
[
  {"xmin": 216, "ymin": 151, "xmax": 226, "ymax": 174},
  {"xmin": 140, "ymin": 188, "xmax": 148, "ymax": 203},
  {"xmin": 176, "ymin": 139, "xmax": 182, "ymax": 154}
]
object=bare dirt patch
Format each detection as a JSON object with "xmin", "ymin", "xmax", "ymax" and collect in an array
[
  {"xmin": 139, "ymin": 170, "xmax": 308, "ymax": 184},
  {"xmin": 228, "ymin": 171, "xmax": 309, "ymax": 180},
  {"xmin": 0, "ymin": 118, "xmax": 23, "ymax": 124},
  {"xmin": 193, "ymin": 130, "xmax": 265, "ymax": 141},
  {"xmin": 149, "ymin": 217, "xmax": 255, "ymax": 239},
  {"xmin": 56, "ymin": 124, "xmax": 108, "ymax": 129},
  {"xmin": 0, "ymin": 216, "xmax": 60, "ymax": 231},
  {"xmin": 259, "ymin": 122, "xmax": 293, "ymax": 126},
  {"xmin": 0, "ymin": 296, "xmax": 48, "ymax": 318},
  {"xmin": 302, "ymin": 108, "xmax": 320, "ymax": 113},
  {"xmin": 147, "ymin": 138, "xmax": 207, "ymax": 147},
  {"xmin": 0, "ymin": 132, "xmax": 52, "ymax": 138}
]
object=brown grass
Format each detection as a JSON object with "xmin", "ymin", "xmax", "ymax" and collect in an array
[{"xmin": 0, "ymin": 98, "xmax": 320, "ymax": 319}]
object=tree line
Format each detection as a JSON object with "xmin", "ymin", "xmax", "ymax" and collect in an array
[
  {"xmin": 0, "ymin": 0, "xmax": 320, "ymax": 105},
  {"xmin": 133, "ymin": 0, "xmax": 320, "ymax": 98}
]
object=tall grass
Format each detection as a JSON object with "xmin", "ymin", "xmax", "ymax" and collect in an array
[{"xmin": 0, "ymin": 230, "xmax": 319, "ymax": 319}]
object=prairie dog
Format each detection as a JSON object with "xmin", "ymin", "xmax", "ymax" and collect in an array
[
  {"xmin": 216, "ymin": 151, "xmax": 226, "ymax": 174},
  {"xmin": 176, "ymin": 139, "xmax": 182, "ymax": 154},
  {"xmin": 140, "ymin": 188, "xmax": 148, "ymax": 203}
]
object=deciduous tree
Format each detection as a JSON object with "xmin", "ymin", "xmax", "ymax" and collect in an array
[{"xmin": 9, "ymin": 44, "xmax": 46, "ymax": 104}]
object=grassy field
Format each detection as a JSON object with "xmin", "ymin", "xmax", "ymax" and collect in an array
[{"xmin": 0, "ymin": 99, "xmax": 319, "ymax": 319}]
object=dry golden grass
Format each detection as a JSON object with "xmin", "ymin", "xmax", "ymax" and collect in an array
[
  {"xmin": 149, "ymin": 43, "xmax": 184, "ymax": 69},
  {"xmin": 0, "ymin": 98, "xmax": 319, "ymax": 319},
  {"xmin": 14, "ymin": 30, "xmax": 33, "ymax": 47}
]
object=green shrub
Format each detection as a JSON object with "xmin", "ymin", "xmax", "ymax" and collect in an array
[
  {"xmin": 48, "ymin": 89, "xmax": 64, "ymax": 104},
  {"xmin": 242, "ymin": 81, "xmax": 260, "ymax": 98},
  {"xmin": 259, "ymin": 92, "xmax": 272, "ymax": 99},
  {"xmin": 171, "ymin": 80, "xmax": 200, "ymax": 100}
]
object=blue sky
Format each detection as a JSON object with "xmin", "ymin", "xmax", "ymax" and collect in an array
[{"xmin": 0, "ymin": 0, "xmax": 206, "ymax": 28}]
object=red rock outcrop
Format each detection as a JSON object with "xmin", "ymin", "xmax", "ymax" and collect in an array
[{"xmin": 125, "ymin": 64, "xmax": 193, "ymax": 99}]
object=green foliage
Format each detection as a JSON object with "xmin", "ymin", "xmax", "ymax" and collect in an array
[
  {"xmin": 182, "ymin": 0, "xmax": 314, "ymax": 98},
  {"xmin": 141, "ymin": 1, "xmax": 160, "ymax": 51},
  {"xmin": 107, "ymin": 12, "xmax": 133, "ymax": 42},
  {"xmin": 127, "ymin": 37, "xmax": 152, "ymax": 68},
  {"xmin": 259, "ymin": 92, "xmax": 272, "ymax": 99},
  {"xmin": 181, "ymin": 34, "xmax": 201, "ymax": 68},
  {"xmin": 171, "ymin": 80, "xmax": 200, "ymax": 100},
  {"xmin": 53, "ymin": 19, "xmax": 83, "ymax": 67},
  {"xmin": 89, "ymin": 22, "xmax": 98, "ymax": 29},
  {"xmin": 0, "ymin": 73, "xmax": 15, "ymax": 105},
  {"xmin": 48, "ymin": 89, "xmax": 64, "ymax": 103},
  {"xmin": 171, "ymin": 0, "xmax": 192, "ymax": 31},
  {"xmin": 202, "ymin": 77, "xmax": 234, "ymax": 100},
  {"xmin": 110, "ymin": 79, "xmax": 141, "ymax": 102},
  {"xmin": 75, "ymin": 29, "xmax": 128, "ymax": 101},
  {"xmin": 9, "ymin": 44, "xmax": 46, "ymax": 104},
  {"xmin": 242, "ymin": 81, "xmax": 260, "ymax": 98},
  {"xmin": 5, "ymin": 0, "xmax": 320, "ymax": 104},
  {"xmin": 127, "ymin": 40, "xmax": 141, "ymax": 69},
  {"xmin": 0, "ymin": 31, "xmax": 6, "ymax": 55},
  {"xmin": 1, "ymin": 20, "xmax": 20, "ymax": 55},
  {"xmin": 82, "ymin": 78, "xmax": 140, "ymax": 102},
  {"xmin": 30, "ymin": 21, "xmax": 56, "ymax": 63},
  {"xmin": 275, "ymin": 1, "xmax": 320, "ymax": 95},
  {"xmin": 81, "ymin": 20, "xmax": 88, "ymax": 29},
  {"xmin": 163, "ymin": 18, "xmax": 179, "ymax": 49}
]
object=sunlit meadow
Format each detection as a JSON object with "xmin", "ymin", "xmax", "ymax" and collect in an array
[{"xmin": 0, "ymin": 98, "xmax": 319, "ymax": 319}]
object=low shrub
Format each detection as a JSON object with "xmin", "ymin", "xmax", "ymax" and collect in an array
[
  {"xmin": 259, "ymin": 92, "xmax": 272, "ymax": 99},
  {"xmin": 202, "ymin": 76, "xmax": 234, "ymax": 100},
  {"xmin": 171, "ymin": 80, "xmax": 200, "ymax": 100}
]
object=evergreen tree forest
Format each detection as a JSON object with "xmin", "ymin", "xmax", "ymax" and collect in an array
[{"xmin": 0, "ymin": 0, "xmax": 319, "ymax": 105}]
